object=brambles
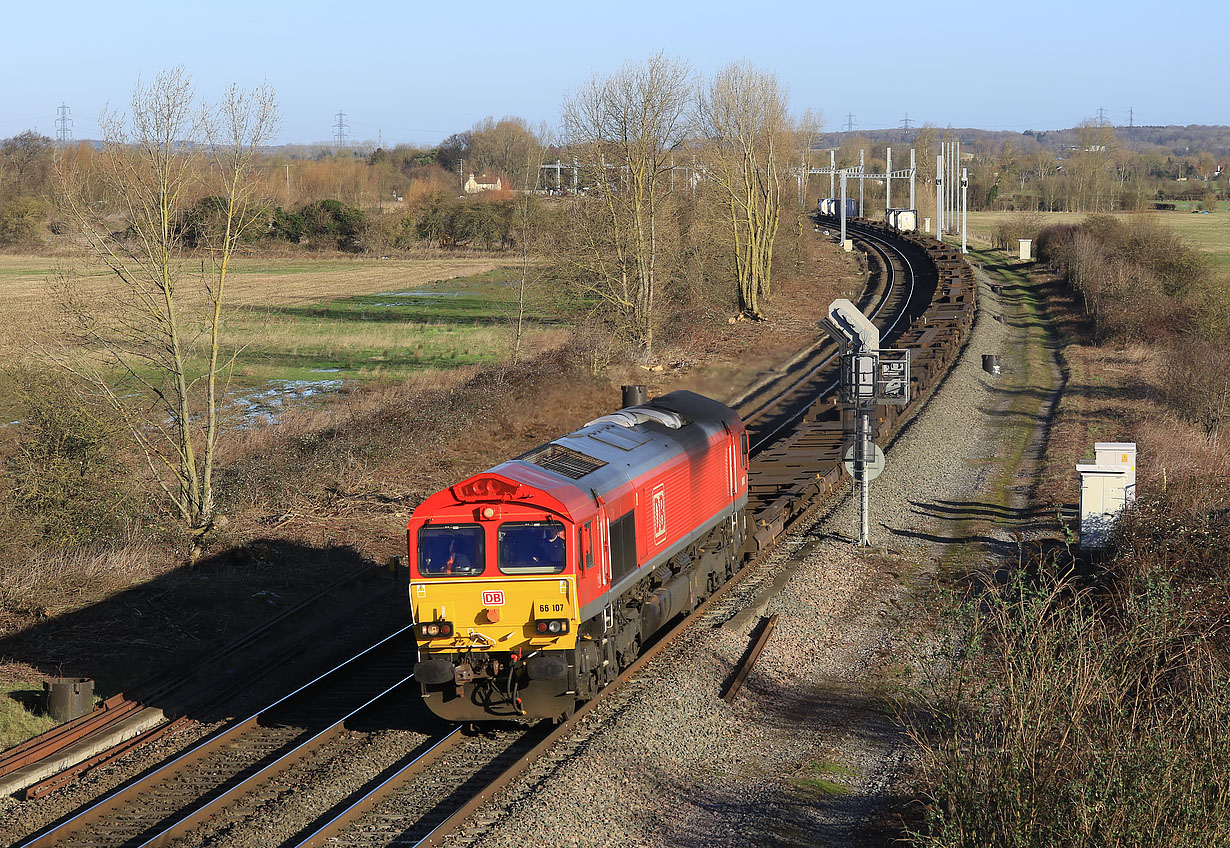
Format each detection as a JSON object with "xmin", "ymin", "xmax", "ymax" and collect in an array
[
  {"xmin": 908, "ymin": 542, "xmax": 1230, "ymax": 848},
  {"xmin": 1, "ymin": 367, "xmax": 135, "ymax": 548}
]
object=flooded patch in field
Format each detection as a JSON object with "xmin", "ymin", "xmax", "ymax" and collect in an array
[
  {"xmin": 232, "ymin": 379, "xmax": 344, "ymax": 427},
  {"xmin": 376, "ymin": 290, "xmax": 463, "ymax": 298}
]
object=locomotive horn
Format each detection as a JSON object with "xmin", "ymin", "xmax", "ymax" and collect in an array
[{"xmin": 621, "ymin": 384, "xmax": 647, "ymax": 407}]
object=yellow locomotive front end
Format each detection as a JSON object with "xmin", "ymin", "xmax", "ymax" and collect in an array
[{"xmin": 408, "ymin": 483, "xmax": 586, "ymax": 721}]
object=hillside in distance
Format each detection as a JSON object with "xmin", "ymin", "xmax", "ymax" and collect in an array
[{"xmin": 814, "ymin": 124, "xmax": 1230, "ymax": 158}]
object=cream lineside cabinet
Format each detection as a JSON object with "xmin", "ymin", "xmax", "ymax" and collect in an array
[{"xmin": 1075, "ymin": 442, "xmax": 1137, "ymax": 551}]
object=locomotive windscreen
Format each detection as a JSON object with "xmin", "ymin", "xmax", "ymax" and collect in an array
[
  {"xmin": 497, "ymin": 521, "xmax": 567, "ymax": 574},
  {"xmin": 418, "ymin": 524, "xmax": 485, "ymax": 575}
]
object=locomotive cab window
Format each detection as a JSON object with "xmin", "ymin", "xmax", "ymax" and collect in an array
[
  {"xmin": 418, "ymin": 524, "xmax": 485, "ymax": 576},
  {"xmin": 740, "ymin": 432, "xmax": 748, "ymax": 469},
  {"xmin": 498, "ymin": 521, "xmax": 568, "ymax": 574}
]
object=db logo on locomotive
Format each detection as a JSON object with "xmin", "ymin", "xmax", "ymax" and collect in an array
[{"xmin": 482, "ymin": 590, "xmax": 505, "ymax": 606}]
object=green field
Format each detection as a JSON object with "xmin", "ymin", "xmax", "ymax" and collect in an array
[
  {"xmin": 0, "ymin": 255, "xmax": 567, "ymax": 426},
  {"xmin": 966, "ymin": 210, "xmax": 1230, "ymax": 268},
  {"xmin": 226, "ymin": 269, "xmax": 567, "ymax": 384}
]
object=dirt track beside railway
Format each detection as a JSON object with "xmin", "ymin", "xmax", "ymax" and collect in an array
[{"xmin": 452, "ymin": 252, "xmax": 1066, "ymax": 847}]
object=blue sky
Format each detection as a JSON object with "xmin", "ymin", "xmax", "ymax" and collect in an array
[{"xmin": 2, "ymin": 0, "xmax": 1221, "ymax": 145}]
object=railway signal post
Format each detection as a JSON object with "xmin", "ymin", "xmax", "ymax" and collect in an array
[{"xmin": 821, "ymin": 299, "xmax": 910, "ymax": 546}]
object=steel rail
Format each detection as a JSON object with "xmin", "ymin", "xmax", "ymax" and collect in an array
[
  {"xmin": 317, "ymin": 227, "xmax": 939, "ymax": 841},
  {"xmin": 0, "ymin": 560, "xmax": 393, "ymax": 792},
  {"xmin": 16, "ymin": 223, "xmax": 973, "ymax": 848},
  {"xmin": 274, "ymin": 226, "xmax": 929, "ymax": 846},
  {"xmin": 134, "ymin": 677, "xmax": 417, "ymax": 848},
  {"xmin": 15, "ymin": 625, "xmax": 418, "ymax": 848},
  {"xmin": 735, "ymin": 235, "xmax": 895, "ymax": 425},
  {"xmin": 403, "ymin": 503, "xmax": 815, "ymax": 848},
  {"xmin": 308, "ymin": 224, "xmax": 947, "ymax": 848},
  {"xmin": 740, "ymin": 236, "xmax": 897, "ymax": 427},
  {"xmin": 747, "ymin": 222, "xmax": 919, "ymax": 453},
  {"xmin": 288, "ymin": 727, "xmax": 465, "ymax": 848}
]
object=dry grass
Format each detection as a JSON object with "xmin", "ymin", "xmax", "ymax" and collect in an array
[
  {"xmin": 909, "ymin": 561, "xmax": 1230, "ymax": 848},
  {"xmin": 220, "ymin": 257, "xmax": 513, "ymax": 306},
  {"xmin": 0, "ymin": 229, "xmax": 867, "ymax": 747},
  {"xmin": 0, "ymin": 536, "xmax": 162, "ymax": 622},
  {"xmin": 1039, "ymin": 319, "xmax": 1230, "ymax": 506},
  {"xmin": 912, "ymin": 228, "xmax": 1230, "ymax": 848}
]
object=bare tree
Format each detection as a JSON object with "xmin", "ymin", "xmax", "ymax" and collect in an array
[
  {"xmin": 52, "ymin": 68, "xmax": 278, "ymax": 559},
  {"xmin": 696, "ymin": 62, "xmax": 793, "ymax": 319},
  {"xmin": 912, "ymin": 124, "xmax": 938, "ymax": 220},
  {"xmin": 561, "ymin": 53, "xmax": 693, "ymax": 359},
  {"xmin": 468, "ymin": 116, "xmax": 539, "ymax": 187},
  {"xmin": 506, "ymin": 123, "xmax": 550, "ymax": 363}
]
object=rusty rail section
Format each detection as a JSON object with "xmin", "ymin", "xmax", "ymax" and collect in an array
[{"xmin": 721, "ymin": 615, "xmax": 779, "ymax": 704}]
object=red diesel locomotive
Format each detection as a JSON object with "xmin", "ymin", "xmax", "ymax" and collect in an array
[{"xmin": 408, "ymin": 390, "xmax": 749, "ymax": 722}]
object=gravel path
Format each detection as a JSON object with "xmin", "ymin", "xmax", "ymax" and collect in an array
[{"xmin": 454, "ymin": 258, "xmax": 1062, "ymax": 847}]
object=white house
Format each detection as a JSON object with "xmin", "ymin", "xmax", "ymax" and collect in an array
[{"xmin": 464, "ymin": 173, "xmax": 503, "ymax": 194}]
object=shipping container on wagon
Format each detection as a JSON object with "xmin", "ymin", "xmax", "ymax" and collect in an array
[{"xmin": 886, "ymin": 209, "xmax": 918, "ymax": 232}]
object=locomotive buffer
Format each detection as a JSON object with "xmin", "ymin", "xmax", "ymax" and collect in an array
[{"xmin": 820, "ymin": 299, "xmax": 910, "ymax": 546}]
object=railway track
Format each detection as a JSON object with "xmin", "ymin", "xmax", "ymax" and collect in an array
[
  {"xmin": 9, "ymin": 221, "xmax": 976, "ymax": 848},
  {"xmin": 740, "ymin": 221, "xmax": 931, "ymax": 452},
  {"xmin": 16, "ymin": 629, "xmax": 422, "ymax": 848},
  {"xmin": 0, "ymin": 562, "xmax": 399, "ymax": 801}
]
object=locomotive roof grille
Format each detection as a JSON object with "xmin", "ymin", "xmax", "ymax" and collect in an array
[{"xmin": 519, "ymin": 443, "xmax": 608, "ymax": 480}]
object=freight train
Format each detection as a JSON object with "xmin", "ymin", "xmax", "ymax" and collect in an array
[
  {"xmin": 408, "ymin": 391, "xmax": 749, "ymax": 722},
  {"xmin": 817, "ymin": 197, "xmax": 858, "ymax": 218}
]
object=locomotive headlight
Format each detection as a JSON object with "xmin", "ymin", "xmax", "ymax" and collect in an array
[
  {"xmin": 418, "ymin": 621, "xmax": 454, "ymax": 639},
  {"xmin": 534, "ymin": 618, "xmax": 570, "ymax": 636}
]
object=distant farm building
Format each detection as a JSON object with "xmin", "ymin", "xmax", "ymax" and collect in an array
[{"xmin": 464, "ymin": 173, "xmax": 503, "ymax": 194}]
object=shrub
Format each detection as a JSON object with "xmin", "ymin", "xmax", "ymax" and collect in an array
[
  {"xmin": 271, "ymin": 206, "xmax": 306, "ymax": 244},
  {"xmin": 1161, "ymin": 334, "xmax": 1230, "ymax": 440},
  {"xmin": 908, "ymin": 558, "xmax": 1230, "ymax": 848},
  {"xmin": 267, "ymin": 200, "xmax": 366, "ymax": 251},
  {"xmin": 1, "ymin": 368, "xmax": 136, "ymax": 547},
  {"xmin": 1037, "ymin": 216, "xmax": 1212, "ymax": 343},
  {"xmin": 300, "ymin": 199, "xmax": 366, "ymax": 252},
  {"xmin": 0, "ymin": 196, "xmax": 50, "ymax": 248}
]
